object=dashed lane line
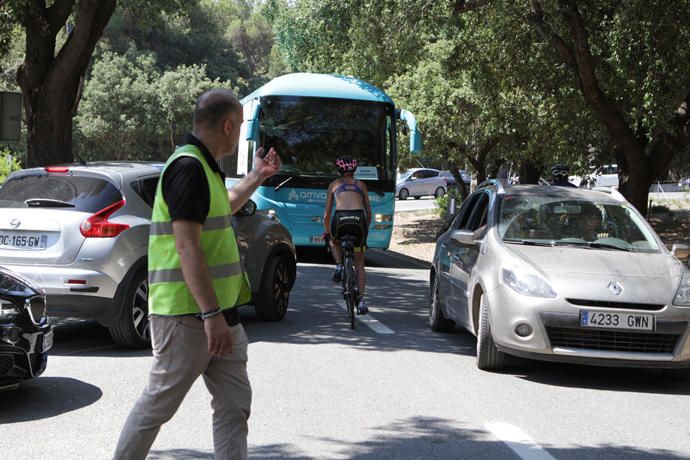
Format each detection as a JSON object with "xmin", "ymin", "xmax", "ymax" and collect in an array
[
  {"xmin": 338, "ymin": 301, "xmax": 395, "ymax": 334},
  {"xmin": 485, "ymin": 422, "xmax": 557, "ymax": 460}
]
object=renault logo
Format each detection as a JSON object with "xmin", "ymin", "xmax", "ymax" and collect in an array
[
  {"xmin": 9, "ymin": 218, "xmax": 20, "ymax": 229},
  {"xmin": 607, "ymin": 281, "xmax": 623, "ymax": 295}
]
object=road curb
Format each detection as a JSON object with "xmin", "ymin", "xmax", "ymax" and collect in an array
[{"xmin": 369, "ymin": 249, "xmax": 431, "ymax": 269}]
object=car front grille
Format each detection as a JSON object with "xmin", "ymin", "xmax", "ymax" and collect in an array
[
  {"xmin": 546, "ymin": 327, "xmax": 679, "ymax": 353},
  {"xmin": 566, "ymin": 299, "xmax": 665, "ymax": 311},
  {"xmin": 0, "ymin": 354, "xmax": 15, "ymax": 377}
]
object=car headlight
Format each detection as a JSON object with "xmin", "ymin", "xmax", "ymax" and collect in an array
[
  {"xmin": 0, "ymin": 300, "xmax": 20, "ymax": 320},
  {"xmin": 257, "ymin": 209, "xmax": 279, "ymax": 221},
  {"xmin": 673, "ymin": 270, "xmax": 690, "ymax": 306},
  {"xmin": 502, "ymin": 263, "xmax": 557, "ymax": 298}
]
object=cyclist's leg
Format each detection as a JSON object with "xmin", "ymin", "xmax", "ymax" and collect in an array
[
  {"xmin": 354, "ymin": 249, "xmax": 368, "ymax": 314},
  {"xmin": 330, "ymin": 214, "xmax": 343, "ymax": 282}
]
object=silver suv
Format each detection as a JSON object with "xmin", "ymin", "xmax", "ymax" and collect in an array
[{"xmin": 0, "ymin": 162, "xmax": 296, "ymax": 348}]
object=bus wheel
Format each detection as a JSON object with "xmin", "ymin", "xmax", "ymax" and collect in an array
[{"xmin": 398, "ymin": 188, "xmax": 409, "ymax": 200}]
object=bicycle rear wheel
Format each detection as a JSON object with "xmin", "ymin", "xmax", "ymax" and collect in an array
[{"xmin": 343, "ymin": 256, "xmax": 356, "ymax": 330}]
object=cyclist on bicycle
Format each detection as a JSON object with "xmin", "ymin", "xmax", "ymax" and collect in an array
[{"xmin": 324, "ymin": 154, "xmax": 372, "ymax": 315}]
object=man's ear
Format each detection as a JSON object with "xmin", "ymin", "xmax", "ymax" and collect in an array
[{"xmin": 223, "ymin": 116, "xmax": 234, "ymax": 136}]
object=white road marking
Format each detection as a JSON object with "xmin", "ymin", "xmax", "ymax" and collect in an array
[
  {"xmin": 338, "ymin": 301, "xmax": 395, "ymax": 334},
  {"xmin": 485, "ymin": 422, "xmax": 557, "ymax": 460}
]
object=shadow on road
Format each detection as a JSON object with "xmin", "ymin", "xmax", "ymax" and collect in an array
[
  {"xmin": 243, "ymin": 263, "xmax": 474, "ymax": 359},
  {"xmin": 48, "ymin": 319, "xmax": 150, "ymax": 358},
  {"xmin": 243, "ymin": 416, "xmax": 690, "ymax": 460},
  {"xmin": 0, "ymin": 376, "xmax": 102, "ymax": 423}
]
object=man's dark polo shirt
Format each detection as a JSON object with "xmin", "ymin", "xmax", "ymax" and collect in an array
[{"xmin": 162, "ymin": 133, "xmax": 226, "ymax": 224}]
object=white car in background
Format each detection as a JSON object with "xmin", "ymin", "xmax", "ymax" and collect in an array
[{"xmin": 396, "ymin": 168, "xmax": 447, "ymax": 200}]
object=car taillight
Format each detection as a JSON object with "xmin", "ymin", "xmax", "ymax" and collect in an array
[
  {"xmin": 45, "ymin": 166, "xmax": 70, "ymax": 173},
  {"xmin": 80, "ymin": 200, "xmax": 130, "ymax": 238}
]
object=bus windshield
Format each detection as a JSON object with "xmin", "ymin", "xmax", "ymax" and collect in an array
[{"xmin": 260, "ymin": 96, "xmax": 394, "ymax": 188}]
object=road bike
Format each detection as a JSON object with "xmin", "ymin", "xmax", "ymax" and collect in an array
[{"xmin": 339, "ymin": 236, "xmax": 359, "ymax": 329}]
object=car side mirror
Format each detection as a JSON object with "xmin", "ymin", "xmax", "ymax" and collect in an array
[
  {"xmin": 450, "ymin": 229, "xmax": 478, "ymax": 245},
  {"xmin": 236, "ymin": 199, "xmax": 257, "ymax": 217},
  {"xmin": 671, "ymin": 243, "xmax": 690, "ymax": 263}
]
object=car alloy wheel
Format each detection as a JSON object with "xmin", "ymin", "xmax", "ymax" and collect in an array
[
  {"xmin": 476, "ymin": 294, "xmax": 504, "ymax": 371},
  {"xmin": 434, "ymin": 187, "xmax": 445, "ymax": 198},
  {"xmin": 254, "ymin": 255, "xmax": 291, "ymax": 321},
  {"xmin": 399, "ymin": 188, "xmax": 409, "ymax": 200},
  {"xmin": 109, "ymin": 269, "xmax": 151, "ymax": 348},
  {"xmin": 429, "ymin": 275, "xmax": 455, "ymax": 332}
]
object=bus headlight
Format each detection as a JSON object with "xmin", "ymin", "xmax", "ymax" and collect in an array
[{"xmin": 375, "ymin": 214, "xmax": 393, "ymax": 223}]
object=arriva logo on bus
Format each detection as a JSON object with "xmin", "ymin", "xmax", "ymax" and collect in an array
[{"xmin": 287, "ymin": 189, "xmax": 382, "ymax": 202}]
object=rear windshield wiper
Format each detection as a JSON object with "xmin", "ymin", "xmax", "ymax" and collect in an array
[{"xmin": 25, "ymin": 198, "xmax": 75, "ymax": 208}]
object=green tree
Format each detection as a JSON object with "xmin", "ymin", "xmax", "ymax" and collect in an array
[
  {"xmin": 0, "ymin": 0, "xmax": 197, "ymax": 168},
  {"xmin": 74, "ymin": 52, "xmax": 223, "ymax": 161}
]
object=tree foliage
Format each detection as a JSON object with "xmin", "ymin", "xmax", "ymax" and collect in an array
[{"xmin": 268, "ymin": 0, "xmax": 690, "ymax": 211}]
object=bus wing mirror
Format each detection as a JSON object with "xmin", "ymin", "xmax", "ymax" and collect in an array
[
  {"xmin": 410, "ymin": 129, "xmax": 422, "ymax": 154},
  {"xmin": 398, "ymin": 109, "xmax": 423, "ymax": 154},
  {"xmin": 245, "ymin": 102, "xmax": 261, "ymax": 142}
]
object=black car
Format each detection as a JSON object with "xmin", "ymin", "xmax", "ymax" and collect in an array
[{"xmin": 0, "ymin": 266, "xmax": 52, "ymax": 391}]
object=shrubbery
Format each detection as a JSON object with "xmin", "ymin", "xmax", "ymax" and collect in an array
[{"xmin": 0, "ymin": 148, "xmax": 22, "ymax": 183}]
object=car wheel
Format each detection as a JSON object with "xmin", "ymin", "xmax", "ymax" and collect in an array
[
  {"xmin": 476, "ymin": 294, "xmax": 504, "ymax": 371},
  {"xmin": 254, "ymin": 255, "xmax": 292, "ymax": 321},
  {"xmin": 429, "ymin": 275, "xmax": 455, "ymax": 332},
  {"xmin": 398, "ymin": 188, "xmax": 409, "ymax": 200},
  {"xmin": 434, "ymin": 187, "xmax": 446, "ymax": 198},
  {"xmin": 109, "ymin": 269, "xmax": 150, "ymax": 349}
]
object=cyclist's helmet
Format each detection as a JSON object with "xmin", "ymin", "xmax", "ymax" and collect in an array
[
  {"xmin": 551, "ymin": 163, "xmax": 570, "ymax": 176},
  {"xmin": 335, "ymin": 155, "xmax": 358, "ymax": 175}
]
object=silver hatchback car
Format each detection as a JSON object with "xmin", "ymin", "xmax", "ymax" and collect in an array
[
  {"xmin": 430, "ymin": 182, "xmax": 690, "ymax": 373},
  {"xmin": 0, "ymin": 162, "xmax": 296, "ymax": 348}
]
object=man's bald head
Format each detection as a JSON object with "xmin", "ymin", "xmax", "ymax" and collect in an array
[{"xmin": 193, "ymin": 89, "xmax": 242, "ymax": 129}]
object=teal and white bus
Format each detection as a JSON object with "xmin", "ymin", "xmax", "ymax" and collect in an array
[{"xmin": 231, "ymin": 73, "xmax": 422, "ymax": 248}]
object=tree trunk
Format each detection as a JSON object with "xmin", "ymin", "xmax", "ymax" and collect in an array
[
  {"xmin": 448, "ymin": 161, "xmax": 469, "ymax": 200},
  {"xmin": 16, "ymin": 0, "xmax": 116, "ymax": 167},
  {"xmin": 467, "ymin": 137, "xmax": 499, "ymax": 184}
]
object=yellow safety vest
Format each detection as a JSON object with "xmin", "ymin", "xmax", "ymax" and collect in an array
[{"xmin": 148, "ymin": 144, "xmax": 251, "ymax": 315}]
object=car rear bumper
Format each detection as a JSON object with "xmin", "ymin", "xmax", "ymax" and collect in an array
[
  {"xmin": 487, "ymin": 285, "xmax": 690, "ymax": 367},
  {"xmin": 0, "ymin": 264, "xmax": 122, "ymax": 325}
]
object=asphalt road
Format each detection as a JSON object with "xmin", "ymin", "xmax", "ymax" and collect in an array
[{"xmin": 2, "ymin": 252, "xmax": 690, "ymax": 459}]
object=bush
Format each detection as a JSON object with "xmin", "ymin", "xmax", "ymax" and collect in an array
[
  {"xmin": 435, "ymin": 187, "xmax": 462, "ymax": 220},
  {"xmin": 0, "ymin": 148, "xmax": 22, "ymax": 183}
]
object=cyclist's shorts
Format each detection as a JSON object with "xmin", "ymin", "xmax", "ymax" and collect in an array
[{"xmin": 331, "ymin": 209, "xmax": 367, "ymax": 252}]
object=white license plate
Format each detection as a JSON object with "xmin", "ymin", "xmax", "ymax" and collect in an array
[
  {"xmin": 580, "ymin": 310, "xmax": 655, "ymax": 331},
  {"xmin": 0, "ymin": 232, "xmax": 48, "ymax": 250},
  {"xmin": 42, "ymin": 330, "xmax": 54, "ymax": 352},
  {"xmin": 311, "ymin": 235, "xmax": 324, "ymax": 243}
]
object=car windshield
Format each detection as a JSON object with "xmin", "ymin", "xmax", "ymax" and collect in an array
[
  {"xmin": 497, "ymin": 195, "xmax": 660, "ymax": 253},
  {"xmin": 259, "ymin": 95, "xmax": 394, "ymax": 188},
  {"xmin": 398, "ymin": 171, "xmax": 412, "ymax": 181}
]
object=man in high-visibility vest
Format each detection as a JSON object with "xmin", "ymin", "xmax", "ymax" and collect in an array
[{"xmin": 114, "ymin": 89, "xmax": 280, "ymax": 460}]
